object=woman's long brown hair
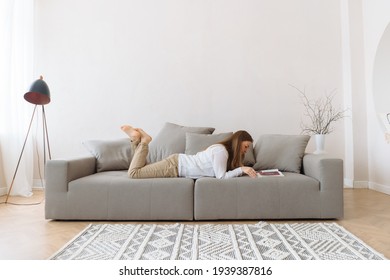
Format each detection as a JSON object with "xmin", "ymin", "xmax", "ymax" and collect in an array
[{"xmin": 218, "ymin": 130, "xmax": 253, "ymax": 171}]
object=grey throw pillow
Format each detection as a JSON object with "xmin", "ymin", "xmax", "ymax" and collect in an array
[
  {"xmin": 253, "ymin": 134, "xmax": 310, "ymax": 173},
  {"xmin": 147, "ymin": 122, "xmax": 215, "ymax": 163},
  {"xmin": 185, "ymin": 132, "xmax": 233, "ymax": 155},
  {"xmin": 83, "ymin": 138, "xmax": 133, "ymax": 172}
]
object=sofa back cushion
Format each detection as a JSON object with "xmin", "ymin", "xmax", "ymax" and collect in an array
[
  {"xmin": 83, "ymin": 138, "xmax": 133, "ymax": 172},
  {"xmin": 147, "ymin": 122, "xmax": 215, "ymax": 163},
  {"xmin": 184, "ymin": 132, "xmax": 233, "ymax": 155},
  {"xmin": 253, "ymin": 134, "xmax": 310, "ymax": 173}
]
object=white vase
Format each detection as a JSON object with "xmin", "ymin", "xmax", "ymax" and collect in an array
[{"xmin": 314, "ymin": 134, "xmax": 326, "ymax": 154}]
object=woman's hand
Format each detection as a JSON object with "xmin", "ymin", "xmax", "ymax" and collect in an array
[{"xmin": 241, "ymin": 167, "xmax": 257, "ymax": 178}]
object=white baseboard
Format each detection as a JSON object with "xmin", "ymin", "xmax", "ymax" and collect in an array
[
  {"xmin": 343, "ymin": 179, "xmax": 390, "ymax": 195},
  {"xmin": 369, "ymin": 182, "xmax": 390, "ymax": 195},
  {"xmin": 0, "ymin": 181, "xmax": 44, "ymax": 196},
  {"xmin": 343, "ymin": 178, "xmax": 353, "ymax": 188},
  {"xmin": 343, "ymin": 179, "xmax": 368, "ymax": 188},
  {"xmin": 0, "ymin": 187, "xmax": 7, "ymax": 196},
  {"xmin": 33, "ymin": 179, "xmax": 45, "ymax": 190},
  {"xmin": 353, "ymin": 181, "xmax": 369, "ymax": 189}
]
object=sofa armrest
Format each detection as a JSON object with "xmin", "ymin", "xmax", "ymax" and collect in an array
[
  {"xmin": 45, "ymin": 156, "xmax": 96, "ymax": 193},
  {"xmin": 302, "ymin": 153, "xmax": 343, "ymax": 192}
]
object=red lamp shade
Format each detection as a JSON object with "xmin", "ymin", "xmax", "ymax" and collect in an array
[{"xmin": 24, "ymin": 76, "xmax": 51, "ymax": 105}]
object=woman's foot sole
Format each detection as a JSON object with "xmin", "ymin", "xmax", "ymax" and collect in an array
[{"xmin": 121, "ymin": 125, "xmax": 141, "ymax": 142}]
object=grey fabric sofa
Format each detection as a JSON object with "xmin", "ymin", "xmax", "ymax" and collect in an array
[{"xmin": 45, "ymin": 123, "xmax": 344, "ymax": 220}]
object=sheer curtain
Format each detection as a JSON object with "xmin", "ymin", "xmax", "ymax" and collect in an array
[{"xmin": 0, "ymin": 0, "xmax": 34, "ymax": 197}]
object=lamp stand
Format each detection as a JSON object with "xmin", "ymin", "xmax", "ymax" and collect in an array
[{"xmin": 5, "ymin": 105, "xmax": 51, "ymax": 203}]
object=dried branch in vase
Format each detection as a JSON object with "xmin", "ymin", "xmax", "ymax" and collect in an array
[{"xmin": 290, "ymin": 84, "xmax": 347, "ymax": 135}]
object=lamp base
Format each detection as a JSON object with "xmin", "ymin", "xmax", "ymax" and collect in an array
[{"xmin": 5, "ymin": 105, "xmax": 51, "ymax": 203}]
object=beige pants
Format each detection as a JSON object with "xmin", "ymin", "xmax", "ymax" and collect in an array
[{"xmin": 128, "ymin": 142, "xmax": 179, "ymax": 178}]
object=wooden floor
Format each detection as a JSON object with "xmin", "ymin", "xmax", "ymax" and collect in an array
[{"xmin": 0, "ymin": 188, "xmax": 389, "ymax": 260}]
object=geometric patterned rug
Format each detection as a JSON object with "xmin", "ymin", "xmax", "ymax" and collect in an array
[{"xmin": 50, "ymin": 222, "xmax": 386, "ymax": 260}]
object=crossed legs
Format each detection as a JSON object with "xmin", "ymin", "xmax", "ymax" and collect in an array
[
  {"xmin": 121, "ymin": 125, "xmax": 151, "ymax": 144},
  {"xmin": 121, "ymin": 125, "xmax": 178, "ymax": 178}
]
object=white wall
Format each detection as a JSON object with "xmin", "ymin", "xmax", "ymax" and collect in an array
[
  {"xmin": 341, "ymin": 0, "xmax": 371, "ymax": 188},
  {"xmin": 362, "ymin": 0, "xmax": 390, "ymax": 194},
  {"xmin": 34, "ymin": 1, "xmax": 344, "ymax": 164}
]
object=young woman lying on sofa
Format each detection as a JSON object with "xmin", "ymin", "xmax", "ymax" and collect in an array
[{"xmin": 121, "ymin": 125, "xmax": 257, "ymax": 179}]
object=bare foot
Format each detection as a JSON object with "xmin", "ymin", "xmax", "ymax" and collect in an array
[
  {"xmin": 121, "ymin": 125, "xmax": 141, "ymax": 142},
  {"xmin": 138, "ymin": 128, "xmax": 152, "ymax": 144}
]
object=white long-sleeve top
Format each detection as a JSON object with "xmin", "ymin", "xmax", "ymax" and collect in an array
[{"xmin": 178, "ymin": 144, "xmax": 243, "ymax": 179}]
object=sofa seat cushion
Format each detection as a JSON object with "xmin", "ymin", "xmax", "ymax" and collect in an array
[
  {"xmin": 67, "ymin": 171, "xmax": 194, "ymax": 220},
  {"xmin": 194, "ymin": 173, "xmax": 320, "ymax": 220}
]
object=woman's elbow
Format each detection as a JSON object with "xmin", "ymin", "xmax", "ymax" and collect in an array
[{"xmin": 215, "ymin": 174, "xmax": 228, "ymax": 179}]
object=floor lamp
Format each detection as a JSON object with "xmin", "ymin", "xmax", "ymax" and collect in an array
[{"xmin": 5, "ymin": 76, "xmax": 51, "ymax": 203}]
